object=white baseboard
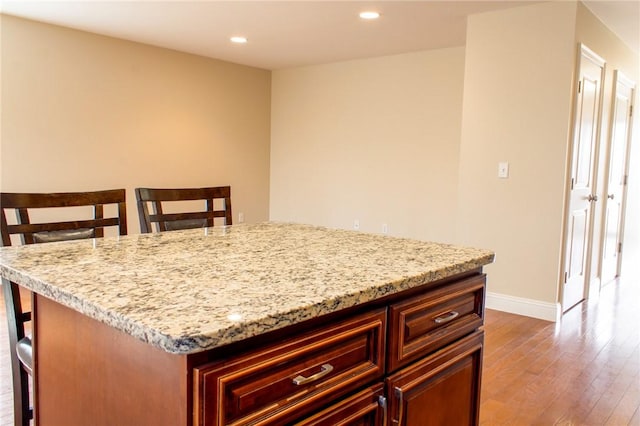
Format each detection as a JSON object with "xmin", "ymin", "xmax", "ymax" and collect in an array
[{"xmin": 486, "ymin": 292, "xmax": 560, "ymax": 322}]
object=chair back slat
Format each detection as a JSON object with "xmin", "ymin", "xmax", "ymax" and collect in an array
[
  {"xmin": 2, "ymin": 189, "xmax": 126, "ymax": 208},
  {"xmin": 7, "ymin": 217, "xmax": 120, "ymax": 235},
  {"xmin": 94, "ymin": 205, "xmax": 104, "ymax": 238},
  {"xmin": 148, "ymin": 211, "xmax": 228, "ymax": 223},
  {"xmin": 135, "ymin": 186, "xmax": 232, "ymax": 233}
]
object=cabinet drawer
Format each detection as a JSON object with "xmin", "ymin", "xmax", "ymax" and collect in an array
[
  {"xmin": 193, "ymin": 309, "xmax": 386, "ymax": 426},
  {"xmin": 387, "ymin": 274, "xmax": 485, "ymax": 371},
  {"xmin": 294, "ymin": 383, "xmax": 385, "ymax": 426}
]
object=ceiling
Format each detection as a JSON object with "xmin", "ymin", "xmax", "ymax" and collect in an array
[{"xmin": 0, "ymin": 1, "xmax": 637, "ymax": 70}]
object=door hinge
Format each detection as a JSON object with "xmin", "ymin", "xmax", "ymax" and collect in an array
[
  {"xmin": 618, "ymin": 242, "xmax": 623, "ymax": 253},
  {"xmin": 570, "ymin": 178, "xmax": 575, "ymax": 190},
  {"xmin": 630, "ymin": 105, "xmax": 634, "ymax": 117},
  {"xmin": 578, "ymin": 80, "xmax": 582, "ymax": 93},
  {"xmin": 624, "ymin": 175, "xmax": 628, "ymax": 186},
  {"xmin": 564, "ymin": 271, "xmax": 568, "ymax": 283}
]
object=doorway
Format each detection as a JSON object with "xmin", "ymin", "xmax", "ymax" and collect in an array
[
  {"xmin": 561, "ymin": 44, "xmax": 606, "ymax": 312},
  {"xmin": 599, "ymin": 71, "xmax": 636, "ymax": 286}
]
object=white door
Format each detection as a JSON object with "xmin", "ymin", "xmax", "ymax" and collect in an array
[
  {"xmin": 600, "ymin": 71, "xmax": 635, "ymax": 285},
  {"xmin": 562, "ymin": 45, "xmax": 605, "ymax": 312}
]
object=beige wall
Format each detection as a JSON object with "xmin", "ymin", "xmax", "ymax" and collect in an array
[
  {"xmin": 457, "ymin": 2, "xmax": 578, "ymax": 309},
  {"xmin": 3, "ymin": 5, "xmax": 637, "ymax": 319},
  {"xmin": 574, "ymin": 3, "xmax": 640, "ymax": 285},
  {"xmin": 457, "ymin": 1, "xmax": 639, "ymax": 316},
  {"xmin": 271, "ymin": 1, "xmax": 639, "ymax": 320},
  {"xmin": 270, "ymin": 48, "xmax": 465, "ymax": 243},
  {"xmin": 0, "ymin": 15, "xmax": 272, "ymax": 233}
]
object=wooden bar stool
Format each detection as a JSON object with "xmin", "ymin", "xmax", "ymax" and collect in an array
[
  {"xmin": 135, "ymin": 186, "xmax": 232, "ymax": 233},
  {"xmin": 0, "ymin": 189, "xmax": 127, "ymax": 426}
]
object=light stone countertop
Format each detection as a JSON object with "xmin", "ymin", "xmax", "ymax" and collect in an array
[{"xmin": 0, "ymin": 222, "xmax": 494, "ymax": 354}]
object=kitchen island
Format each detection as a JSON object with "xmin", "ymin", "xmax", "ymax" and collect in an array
[{"xmin": 0, "ymin": 222, "xmax": 494, "ymax": 425}]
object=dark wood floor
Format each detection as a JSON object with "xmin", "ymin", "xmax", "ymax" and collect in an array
[{"xmin": 1, "ymin": 276, "xmax": 638, "ymax": 425}]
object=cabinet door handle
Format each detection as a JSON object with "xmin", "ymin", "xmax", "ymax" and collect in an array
[
  {"xmin": 292, "ymin": 363, "xmax": 334, "ymax": 386},
  {"xmin": 434, "ymin": 310, "xmax": 459, "ymax": 324},
  {"xmin": 378, "ymin": 395, "xmax": 388, "ymax": 426},
  {"xmin": 394, "ymin": 387, "xmax": 404, "ymax": 425}
]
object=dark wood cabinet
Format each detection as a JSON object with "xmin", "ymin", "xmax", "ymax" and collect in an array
[
  {"xmin": 33, "ymin": 271, "xmax": 486, "ymax": 425},
  {"xmin": 193, "ymin": 309, "xmax": 386, "ymax": 425},
  {"xmin": 294, "ymin": 384, "xmax": 386, "ymax": 426},
  {"xmin": 386, "ymin": 331, "xmax": 484, "ymax": 426},
  {"xmin": 194, "ymin": 273, "xmax": 486, "ymax": 425},
  {"xmin": 387, "ymin": 274, "xmax": 485, "ymax": 372}
]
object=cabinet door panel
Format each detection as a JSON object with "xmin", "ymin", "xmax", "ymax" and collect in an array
[
  {"xmin": 294, "ymin": 384, "xmax": 385, "ymax": 426},
  {"xmin": 387, "ymin": 331, "xmax": 483, "ymax": 426}
]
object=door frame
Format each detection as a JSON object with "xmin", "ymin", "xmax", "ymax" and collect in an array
[
  {"xmin": 558, "ymin": 43, "xmax": 606, "ymax": 312},
  {"xmin": 598, "ymin": 70, "xmax": 636, "ymax": 286}
]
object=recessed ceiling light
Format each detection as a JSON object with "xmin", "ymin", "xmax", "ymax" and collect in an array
[
  {"xmin": 359, "ymin": 11, "xmax": 380, "ymax": 20},
  {"xmin": 230, "ymin": 36, "xmax": 248, "ymax": 44}
]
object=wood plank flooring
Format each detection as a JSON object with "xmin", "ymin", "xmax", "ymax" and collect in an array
[
  {"xmin": 0, "ymin": 276, "xmax": 638, "ymax": 425},
  {"xmin": 480, "ymin": 274, "xmax": 640, "ymax": 425}
]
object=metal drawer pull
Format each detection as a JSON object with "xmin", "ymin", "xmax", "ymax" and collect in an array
[
  {"xmin": 292, "ymin": 363, "xmax": 334, "ymax": 385},
  {"xmin": 378, "ymin": 395, "xmax": 388, "ymax": 426},
  {"xmin": 434, "ymin": 311, "xmax": 459, "ymax": 324},
  {"xmin": 394, "ymin": 387, "xmax": 404, "ymax": 425}
]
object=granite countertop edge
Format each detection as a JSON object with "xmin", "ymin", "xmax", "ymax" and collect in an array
[
  {"xmin": 0, "ymin": 254, "xmax": 494, "ymax": 355},
  {"xmin": 0, "ymin": 223, "xmax": 495, "ymax": 355}
]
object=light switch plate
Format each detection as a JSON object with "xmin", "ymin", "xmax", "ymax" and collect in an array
[{"xmin": 498, "ymin": 162, "xmax": 509, "ymax": 178}]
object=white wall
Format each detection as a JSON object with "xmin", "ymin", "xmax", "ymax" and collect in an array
[
  {"xmin": 271, "ymin": 48, "xmax": 465, "ymax": 243},
  {"xmin": 0, "ymin": 15, "xmax": 272, "ymax": 233}
]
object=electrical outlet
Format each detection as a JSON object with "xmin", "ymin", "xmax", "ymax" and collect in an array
[
  {"xmin": 382, "ymin": 224, "xmax": 388, "ymax": 234},
  {"xmin": 238, "ymin": 212, "xmax": 245, "ymax": 223},
  {"xmin": 354, "ymin": 219, "xmax": 360, "ymax": 231}
]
